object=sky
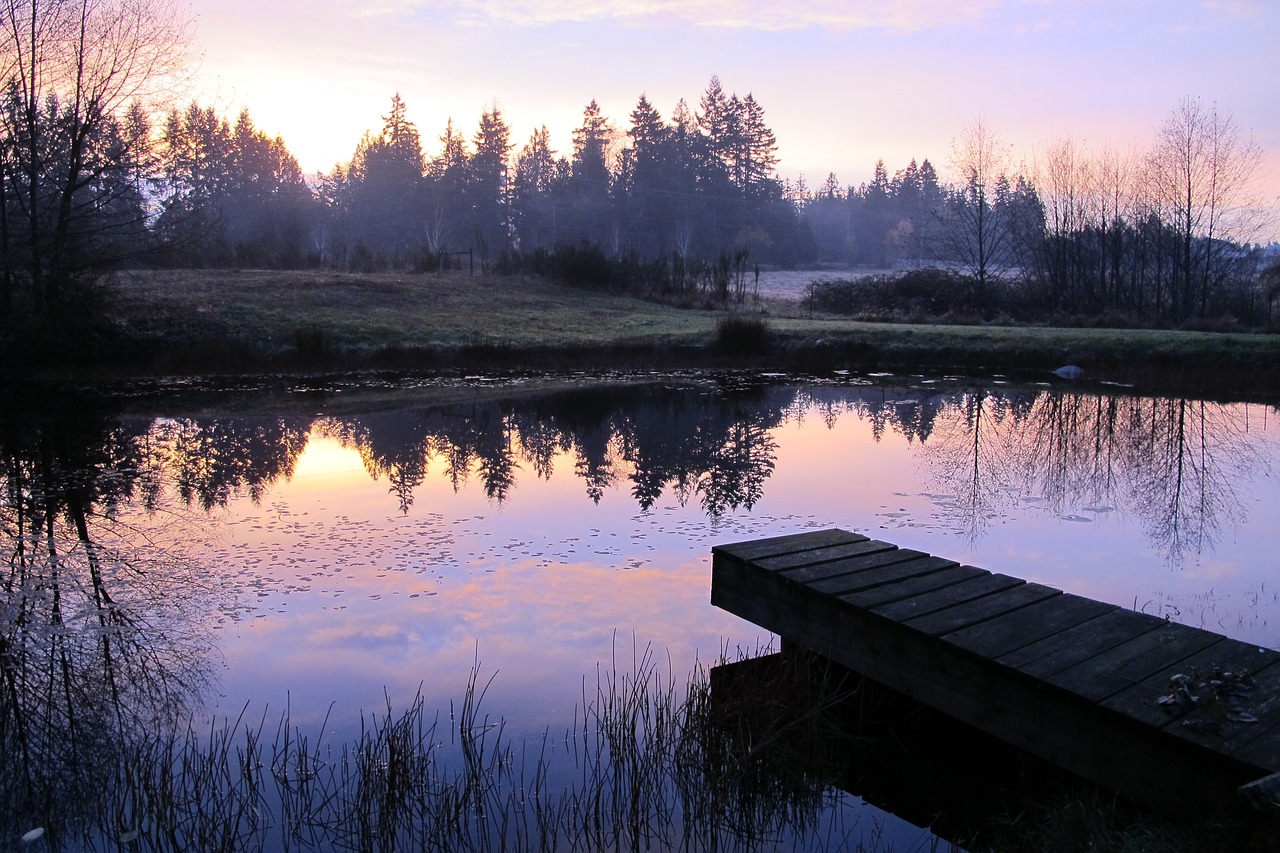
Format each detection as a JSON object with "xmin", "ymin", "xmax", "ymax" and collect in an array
[{"xmin": 190, "ymin": 0, "xmax": 1279, "ymax": 236}]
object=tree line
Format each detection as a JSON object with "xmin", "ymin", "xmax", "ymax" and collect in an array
[{"xmin": 2, "ymin": 0, "xmax": 1276, "ymax": 336}]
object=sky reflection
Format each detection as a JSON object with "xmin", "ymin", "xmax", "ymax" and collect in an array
[
  {"xmin": 13, "ymin": 378, "xmax": 1277, "ymax": 847},
  {"xmin": 188, "ymin": 385, "xmax": 1280, "ymax": 754}
]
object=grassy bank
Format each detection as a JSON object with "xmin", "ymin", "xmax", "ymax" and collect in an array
[{"xmin": 30, "ymin": 268, "xmax": 1280, "ymax": 395}]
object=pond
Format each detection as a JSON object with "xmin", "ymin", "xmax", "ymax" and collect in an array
[{"xmin": 3, "ymin": 371, "xmax": 1278, "ymax": 850}]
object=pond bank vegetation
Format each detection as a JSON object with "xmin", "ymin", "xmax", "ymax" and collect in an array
[{"xmin": 5, "ymin": 269, "xmax": 1278, "ymax": 401}]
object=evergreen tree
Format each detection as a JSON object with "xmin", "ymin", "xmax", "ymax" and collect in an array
[
  {"xmin": 513, "ymin": 125, "xmax": 561, "ymax": 250},
  {"xmin": 157, "ymin": 103, "xmax": 234, "ymax": 263},
  {"xmin": 568, "ymin": 99, "xmax": 615, "ymax": 247},
  {"xmin": 572, "ymin": 99, "xmax": 613, "ymax": 192},
  {"xmin": 328, "ymin": 94, "xmax": 427, "ymax": 267},
  {"xmin": 224, "ymin": 110, "xmax": 314, "ymax": 267},
  {"xmin": 622, "ymin": 93, "xmax": 671, "ymax": 254},
  {"xmin": 738, "ymin": 93, "xmax": 779, "ymax": 196},
  {"xmin": 422, "ymin": 118, "xmax": 471, "ymax": 255},
  {"xmin": 696, "ymin": 76, "xmax": 736, "ymax": 189},
  {"xmin": 470, "ymin": 103, "xmax": 512, "ymax": 261}
]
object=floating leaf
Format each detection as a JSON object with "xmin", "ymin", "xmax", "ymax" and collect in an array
[
  {"xmin": 21, "ymin": 827, "xmax": 45, "ymax": 843},
  {"xmin": 1226, "ymin": 709, "xmax": 1259, "ymax": 723}
]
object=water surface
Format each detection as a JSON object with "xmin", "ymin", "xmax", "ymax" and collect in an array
[{"xmin": 4, "ymin": 373, "xmax": 1277, "ymax": 848}]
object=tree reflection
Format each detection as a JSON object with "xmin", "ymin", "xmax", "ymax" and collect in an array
[
  {"xmin": 10, "ymin": 382, "xmax": 1267, "ymax": 570},
  {"xmin": 0, "ymin": 402, "xmax": 217, "ymax": 842},
  {"xmin": 916, "ymin": 388, "xmax": 1028, "ymax": 540},
  {"xmin": 917, "ymin": 388, "xmax": 1267, "ymax": 563},
  {"xmin": 144, "ymin": 415, "xmax": 312, "ymax": 510},
  {"xmin": 310, "ymin": 384, "xmax": 786, "ymax": 518}
]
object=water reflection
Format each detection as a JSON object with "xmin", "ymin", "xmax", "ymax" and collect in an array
[
  {"xmin": 36, "ymin": 379, "xmax": 1275, "ymax": 561},
  {"xmin": 915, "ymin": 389, "xmax": 1263, "ymax": 562},
  {"xmin": 0, "ymin": 403, "xmax": 218, "ymax": 843},
  {"xmin": 1, "ymin": 376, "xmax": 1276, "ymax": 847},
  {"xmin": 169, "ymin": 383, "xmax": 788, "ymax": 518},
  {"xmin": 147, "ymin": 415, "xmax": 312, "ymax": 510},
  {"xmin": 94, "ymin": 381, "xmax": 1270, "ymax": 572}
]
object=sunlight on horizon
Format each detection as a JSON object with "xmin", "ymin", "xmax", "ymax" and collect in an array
[{"xmin": 189, "ymin": 0, "xmax": 1280, "ymax": 235}]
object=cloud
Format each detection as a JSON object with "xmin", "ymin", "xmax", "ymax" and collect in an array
[
  {"xmin": 351, "ymin": 0, "xmax": 1011, "ymax": 31},
  {"xmin": 294, "ymin": 0, "xmax": 1277, "ymax": 37},
  {"xmin": 1199, "ymin": 0, "xmax": 1269, "ymax": 22}
]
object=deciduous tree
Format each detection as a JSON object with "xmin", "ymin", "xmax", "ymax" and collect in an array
[
  {"xmin": 0, "ymin": 0, "xmax": 191, "ymax": 323},
  {"xmin": 1148, "ymin": 97, "xmax": 1264, "ymax": 321}
]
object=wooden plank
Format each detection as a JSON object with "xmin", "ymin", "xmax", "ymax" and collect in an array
[
  {"xmin": 1094, "ymin": 646, "xmax": 1280, "ymax": 771},
  {"xmin": 1102, "ymin": 640, "xmax": 1280, "ymax": 733},
  {"xmin": 805, "ymin": 554, "xmax": 957, "ymax": 595},
  {"xmin": 773, "ymin": 542, "xmax": 915, "ymax": 579},
  {"xmin": 1228, "ymin": 660, "xmax": 1280, "ymax": 771},
  {"xmin": 1046, "ymin": 624, "xmax": 1226, "ymax": 703},
  {"xmin": 943, "ymin": 593, "xmax": 1117, "ymax": 660},
  {"xmin": 904, "ymin": 582, "xmax": 1063, "ymax": 637},
  {"xmin": 871, "ymin": 573, "xmax": 1025, "ymax": 623},
  {"xmin": 761, "ymin": 538, "xmax": 898, "ymax": 572},
  {"xmin": 712, "ymin": 548, "xmax": 1261, "ymax": 808},
  {"xmin": 1227, "ymin": 658, "xmax": 1280, "ymax": 774},
  {"xmin": 710, "ymin": 529, "xmax": 1280, "ymax": 810},
  {"xmin": 838, "ymin": 564, "xmax": 989, "ymax": 610},
  {"xmin": 773, "ymin": 545, "xmax": 926, "ymax": 584},
  {"xmin": 997, "ymin": 609, "xmax": 1166, "ymax": 679},
  {"xmin": 712, "ymin": 528, "xmax": 866, "ymax": 563}
]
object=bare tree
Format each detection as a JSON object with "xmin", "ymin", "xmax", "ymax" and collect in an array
[
  {"xmin": 1031, "ymin": 137, "xmax": 1143, "ymax": 315},
  {"xmin": 0, "ymin": 0, "xmax": 191, "ymax": 319},
  {"xmin": 940, "ymin": 118, "xmax": 1018, "ymax": 297},
  {"xmin": 1147, "ymin": 97, "xmax": 1264, "ymax": 322}
]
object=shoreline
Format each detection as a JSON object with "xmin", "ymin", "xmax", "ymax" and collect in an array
[{"xmin": 4, "ymin": 268, "xmax": 1278, "ymax": 402}]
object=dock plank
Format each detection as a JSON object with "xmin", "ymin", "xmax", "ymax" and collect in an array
[
  {"xmin": 996, "ymin": 609, "xmax": 1166, "ymax": 679},
  {"xmin": 943, "ymin": 594, "xmax": 1117, "ymax": 659},
  {"xmin": 768, "ymin": 543, "xmax": 911, "ymax": 584},
  {"xmin": 1100, "ymin": 646, "xmax": 1280, "ymax": 769},
  {"xmin": 871, "ymin": 572, "xmax": 1022, "ymax": 623},
  {"xmin": 905, "ymin": 582, "xmax": 1063, "ymax": 637},
  {"xmin": 1102, "ymin": 641, "xmax": 1280, "ymax": 731},
  {"xmin": 713, "ymin": 529, "xmax": 867, "ymax": 563},
  {"xmin": 710, "ymin": 527, "xmax": 1280, "ymax": 811},
  {"xmin": 838, "ymin": 564, "xmax": 989, "ymax": 610},
  {"xmin": 807, "ymin": 554, "xmax": 958, "ymax": 596},
  {"xmin": 757, "ymin": 538, "xmax": 899, "ymax": 573},
  {"xmin": 1047, "ymin": 624, "xmax": 1225, "ymax": 703}
]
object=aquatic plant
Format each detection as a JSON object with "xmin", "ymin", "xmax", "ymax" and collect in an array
[{"xmin": 4, "ymin": 646, "xmax": 876, "ymax": 852}]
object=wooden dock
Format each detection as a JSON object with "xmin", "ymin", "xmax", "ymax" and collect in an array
[{"xmin": 710, "ymin": 528, "xmax": 1280, "ymax": 811}]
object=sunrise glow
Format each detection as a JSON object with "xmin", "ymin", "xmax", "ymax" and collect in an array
[{"xmin": 191, "ymin": 0, "xmax": 1280, "ymax": 232}]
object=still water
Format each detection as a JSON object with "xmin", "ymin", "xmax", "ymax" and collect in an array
[{"xmin": 3, "ymin": 372, "xmax": 1278, "ymax": 849}]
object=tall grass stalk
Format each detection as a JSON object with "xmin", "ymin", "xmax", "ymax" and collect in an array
[{"xmin": 3, "ymin": 647, "xmax": 956, "ymax": 851}]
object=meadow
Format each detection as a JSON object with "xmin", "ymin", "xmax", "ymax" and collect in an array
[{"xmin": 94, "ymin": 269, "xmax": 1280, "ymax": 398}]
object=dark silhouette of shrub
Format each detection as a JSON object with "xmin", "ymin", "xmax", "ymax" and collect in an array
[{"xmin": 714, "ymin": 315, "xmax": 771, "ymax": 356}]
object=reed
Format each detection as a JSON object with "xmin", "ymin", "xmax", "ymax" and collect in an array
[
  {"xmin": 9, "ymin": 644, "xmax": 1243, "ymax": 852},
  {"xmin": 5, "ymin": 645, "xmax": 881, "ymax": 852}
]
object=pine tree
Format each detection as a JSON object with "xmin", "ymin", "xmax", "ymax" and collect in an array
[
  {"xmin": 568, "ymin": 99, "xmax": 615, "ymax": 246},
  {"xmin": 572, "ymin": 99, "xmax": 613, "ymax": 191},
  {"xmin": 514, "ymin": 125, "xmax": 561, "ymax": 250},
  {"xmin": 738, "ymin": 93, "xmax": 778, "ymax": 196},
  {"xmin": 470, "ymin": 103, "xmax": 513, "ymax": 259},
  {"xmin": 335, "ymin": 94, "xmax": 428, "ymax": 264}
]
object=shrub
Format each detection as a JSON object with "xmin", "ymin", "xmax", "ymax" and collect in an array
[
  {"xmin": 810, "ymin": 268, "xmax": 1036, "ymax": 323},
  {"xmin": 714, "ymin": 315, "xmax": 771, "ymax": 356},
  {"xmin": 292, "ymin": 324, "xmax": 333, "ymax": 361}
]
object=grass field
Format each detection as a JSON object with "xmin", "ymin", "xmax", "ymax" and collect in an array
[{"xmin": 96, "ymin": 268, "xmax": 1280, "ymax": 396}]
